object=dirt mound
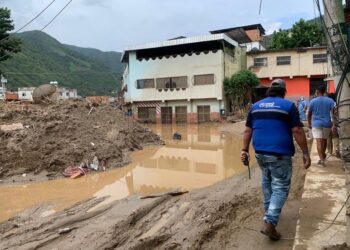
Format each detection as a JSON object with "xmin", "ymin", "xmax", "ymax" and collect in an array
[{"xmin": 0, "ymin": 100, "xmax": 162, "ymax": 179}]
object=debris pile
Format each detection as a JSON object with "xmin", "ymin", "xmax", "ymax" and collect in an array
[{"xmin": 0, "ymin": 99, "xmax": 162, "ymax": 179}]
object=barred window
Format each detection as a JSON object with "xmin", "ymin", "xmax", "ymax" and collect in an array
[
  {"xmin": 277, "ymin": 56, "xmax": 291, "ymax": 65},
  {"xmin": 156, "ymin": 76, "xmax": 187, "ymax": 89},
  {"xmin": 194, "ymin": 74, "xmax": 215, "ymax": 85},
  {"xmin": 136, "ymin": 79, "xmax": 155, "ymax": 89},
  {"xmin": 313, "ymin": 54, "xmax": 328, "ymax": 63},
  {"xmin": 156, "ymin": 77, "xmax": 171, "ymax": 89},
  {"xmin": 253, "ymin": 57, "xmax": 268, "ymax": 66}
]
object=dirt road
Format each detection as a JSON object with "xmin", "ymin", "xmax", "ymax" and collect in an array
[{"xmin": 0, "ymin": 122, "xmax": 307, "ymax": 250}]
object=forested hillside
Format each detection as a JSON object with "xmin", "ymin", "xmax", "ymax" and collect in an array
[{"xmin": 0, "ymin": 30, "xmax": 123, "ymax": 96}]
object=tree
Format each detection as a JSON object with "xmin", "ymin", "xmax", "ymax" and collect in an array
[
  {"xmin": 269, "ymin": 19, "xmax": 324, "ymax": 49},
  {"xmin": 0, "ymin": 8, "xmax": 21, "ymax": 62},
  {"xmin": 224, "ymin": 70, "xmax": 259, "ymax": 114}
]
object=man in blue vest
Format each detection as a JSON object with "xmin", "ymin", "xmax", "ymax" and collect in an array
[{"xmin": 241, "ymin": 79, "xmax": 311, "ymax": 240}]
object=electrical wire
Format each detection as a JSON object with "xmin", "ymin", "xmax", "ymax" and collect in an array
[
  {"xmin": 0, "ymin": 0, "xmax": 73, "ymax": 62},
  {"xmin": 40, "ymin": 0, "xmax": 73, "ymax": 31},
  {"xmin": 258, "ymin": 0, "xmax": 263, "ymax": 15},
  {"xmin": 313, "ymin": 0, "xmax": 350, "ymax": 106},
  {"xmin": 314, "ymin": 0, "xmax": 347, "ymax": 75},
  {"xmin": 0, "ymin": 0, "xmax": 56, "ymax": 43}
]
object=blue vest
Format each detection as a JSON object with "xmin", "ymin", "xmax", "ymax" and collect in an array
[{"xmin": 248, "ymin": 97, "xmax": 298, "ymax": 156}]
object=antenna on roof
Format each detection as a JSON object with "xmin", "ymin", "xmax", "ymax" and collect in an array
[{"xmin": 259, "ymin": 0, "xmax": 263, "ymax": 15}]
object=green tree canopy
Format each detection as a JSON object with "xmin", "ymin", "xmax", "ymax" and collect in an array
[
  {"xmin": 224, "ymin": 70, "xmax": 259, "ymax": 112},
  {"xmin": 269, "ymin": 19, "xmax": 324, "ymax": 49},
  {"xmin": 0, "ymin": 8, "xmax": 21, "ymax": 62}
]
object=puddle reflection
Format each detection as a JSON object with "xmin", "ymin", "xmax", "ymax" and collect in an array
[{"xmin": 0, "ymin": 124, "xmax": 251, "ymax": 222}]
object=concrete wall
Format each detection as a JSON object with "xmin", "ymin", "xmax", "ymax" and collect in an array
[
  {"xmin": 0, "ymin": 87, "xmax": 5, "ymax": 100},
  {"xmin": 247, "ymin": 47, "xmax": 332, "ymax": 79},
  {"xmin": 245, "ymin": 29, "xmax": 262, "ymax": 42},
  {"xmin": 18, "ymin": 88, "xmax": 35, "ymax": 101},
  {"xmin": 57, "ymin": 88, "xmax": 78, "ymax": 100},
  {"xmin": 131, "ymin": 99, "xmax": 223, "ymax": 124},
  {"xmin": 241, "ymin": 42, "xmax": 265, "ymax": 52},
  {"xmin": 124, "ymin": 50, "xmax": 225, "ymax": 103}
]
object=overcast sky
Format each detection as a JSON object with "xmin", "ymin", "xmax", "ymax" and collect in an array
[{"xmin": 2, "ymin": 0, "xmax": 319, "ymax": 52}]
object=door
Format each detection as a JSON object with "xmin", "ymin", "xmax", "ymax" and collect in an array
[
  {"xmin": 309, "ymin": 78, "xmax": 326, "ymax": 99},
  {"xmin": 161, "ymin": 107, "xmax": 172, "ymax": 124},
  {"xmin": 138, "ymin": 107, "xmax": 156, "ymax": 123},
  {"xmin": 197, "ymin": 105, "xmax": 210, "ymax": 123},
  {"xmin": 175, "ymin": 106, "xmax": 187, "ymax": 123}
]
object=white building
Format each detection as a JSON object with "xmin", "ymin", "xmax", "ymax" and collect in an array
[
  {"xmin": 0, "ymin": 75, "xmax": 7, "ymax": 101},
  {"xmin": 121, "ymin": 24, "xmax": 266, "ymax": 124},
  {"xmin": 18, "ymin": 87, "xmax": 35, "ymax": 101},
  {"xmin": 0, "ymin": 85, "xmax": 5, "ymax": 101},
  {"xmin": 57, "ymin": 87, "xmax": 78, "ymax": 100}
]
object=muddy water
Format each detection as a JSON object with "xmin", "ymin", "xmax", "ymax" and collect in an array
[{"xmin": 0, "ymin": 124, "xmax": 252, "ymax": 222}]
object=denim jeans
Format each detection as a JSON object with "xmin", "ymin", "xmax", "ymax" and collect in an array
[{"xmin": 256, "ymin": 154, "xmax": 292, "ymax": 226}]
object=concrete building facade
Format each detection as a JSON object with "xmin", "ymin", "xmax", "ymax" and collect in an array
[
  {"xmin": 247, "ymin": 46, "xmax": 333, "ymax": 101},
  {"xmin": 121, "ymin": 34, "xmax": 245, "ymax": 124},
  {"xmin": 18, "ymin": 87, "xmax": 36, "ymax": 101},
  {"xmin": 56, "ymin": 87, "xmax": 78, "ymax": 100},
  {"xmin": 0, "ymin": 85, "xmax": 5, "ymax": 101}
]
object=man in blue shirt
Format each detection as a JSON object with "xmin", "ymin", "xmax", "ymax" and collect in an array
[
  {"xmin": 307, "ymin": 84, "xmax": 336, "ymax": 166},
  {"xmin": 241, "ymin": 79, "xmax": 311, "ymax": 240}
]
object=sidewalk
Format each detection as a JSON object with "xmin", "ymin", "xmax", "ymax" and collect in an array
[{"xmin": 293, "ymin": 141, "xmax": 346, "ymax": 250}]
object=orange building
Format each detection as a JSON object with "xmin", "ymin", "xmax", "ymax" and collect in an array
[
  {"xmin": 247, "ymin": 46, "xmax": 333, "ymax": 102},
  {"xmin": 5, "ymin": 92, "xmax": 19, "ymax": 101}
]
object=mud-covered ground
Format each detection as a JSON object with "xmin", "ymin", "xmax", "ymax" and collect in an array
[
  {"xmin": 0, "ymin": 100, "xmax": 162, "ymax": 180},
  {"xmin": 0, "ymin": 122, "xmax": 309, "ymax": 250}
]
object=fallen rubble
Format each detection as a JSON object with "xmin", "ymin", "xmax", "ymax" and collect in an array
[{"xmin": 0, "ymin": 100, "xmax": 162, "ymax": 179}]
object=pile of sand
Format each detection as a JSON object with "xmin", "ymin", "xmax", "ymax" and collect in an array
[{"xmin": 0, "ymin": 99, "xmax": 162, "ymax": 179}]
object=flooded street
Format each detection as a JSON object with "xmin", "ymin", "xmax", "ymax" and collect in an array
[{"xmin": 0, "ymin": 124, "xmax": 251, "ymax": 222}]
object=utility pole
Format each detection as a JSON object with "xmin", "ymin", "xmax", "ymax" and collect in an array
[{"xmin": 323, "ymin": 0, "xmax": 350, "ymax": 245}]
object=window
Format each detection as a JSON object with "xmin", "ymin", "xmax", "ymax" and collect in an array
[
  {"xmin": 138, "ymin": 107, "xmax": 156, "ymax": 123},
  {"xmin": 175, "ymin": 106, "xmax": 187, "ymax": 123},
  {"xmin": 136, "ymin": 79, "xmax": 155, "ymax": 89},
  {"xmin": 253, "ymin": 57, "xmax": 268, "ymax": 66},
  {"xmin": 156, "ymin": 76, "xmax": 187, "ymax": 89},
  {"xmin": 313, "ymin": 54, "xmax": 328, "ymax": 63},
  {"xmin": 194, "ymin": 74, "xmax": 215, "ymax": 85},
  {"xmin": 277, "ymin": 56, "xmax": 291, "ymax": 65},
  {"xmin": 197, "ymin": 105, "xmax": 210, "ymax": 123}
]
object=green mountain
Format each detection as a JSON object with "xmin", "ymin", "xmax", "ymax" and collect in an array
[{"xmin": 0, "ymin": 30, "xmax": 123, "ymax": 96}]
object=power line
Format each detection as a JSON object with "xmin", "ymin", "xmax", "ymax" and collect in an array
[
  {"xmin": 258, "ymin": 0, "xmax": 263, "ymax": 15},
  {"xmin": 0, "ymin": 0, "xmax": 73, "ymax": 62},
  {"xmin": 40, "ymin": 0, "xmax": 73, "ymax": 31},
  {"xmin": 0, "ymin": 0, "xmax": 56, "ymax": 43},
  {"xmin": 15, "ymin": 0, "xmax": 57, "ymax": 33}
]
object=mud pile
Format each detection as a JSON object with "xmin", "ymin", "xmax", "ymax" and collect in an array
[{"xmin": 0, "ymin": 100, "xmax": 162, "ymax": 178}]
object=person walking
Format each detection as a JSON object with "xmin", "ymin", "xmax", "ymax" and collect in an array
[
  {"xmin": 241, "ymin": 79, "xmax": 311, "ymax": 240},
  {"xmin": 307, "ymin": 84, "xmax": 336, "ymax": 166},
  {"xmin": 298, "ymin": 96, "xmax": 308, "ymax": 122}
]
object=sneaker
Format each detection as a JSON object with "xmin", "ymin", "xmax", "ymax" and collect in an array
[{"xmin": 260, "ymin": 222, "xmax": 281, "ymax": 241}]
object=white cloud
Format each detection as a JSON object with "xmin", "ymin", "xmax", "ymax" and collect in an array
[
  {"xmin": 264, "ymin": 22, "xmax": 283, "ymax": 35},
  {"xmin": 2, "ymin": 0, "xmax": 316, "ymax": 51}
]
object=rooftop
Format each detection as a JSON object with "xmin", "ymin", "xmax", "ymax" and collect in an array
[
  {"xmin": 210, "ymin": 24, "xmax": 266, "ymax": 35},
  {"xmin": 122, "ymin": 33, "xmax": 238, "ymax": 62},
  {"xmin": 246, "ymin": 46, "xmax": 328, "ymax": 55}
]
